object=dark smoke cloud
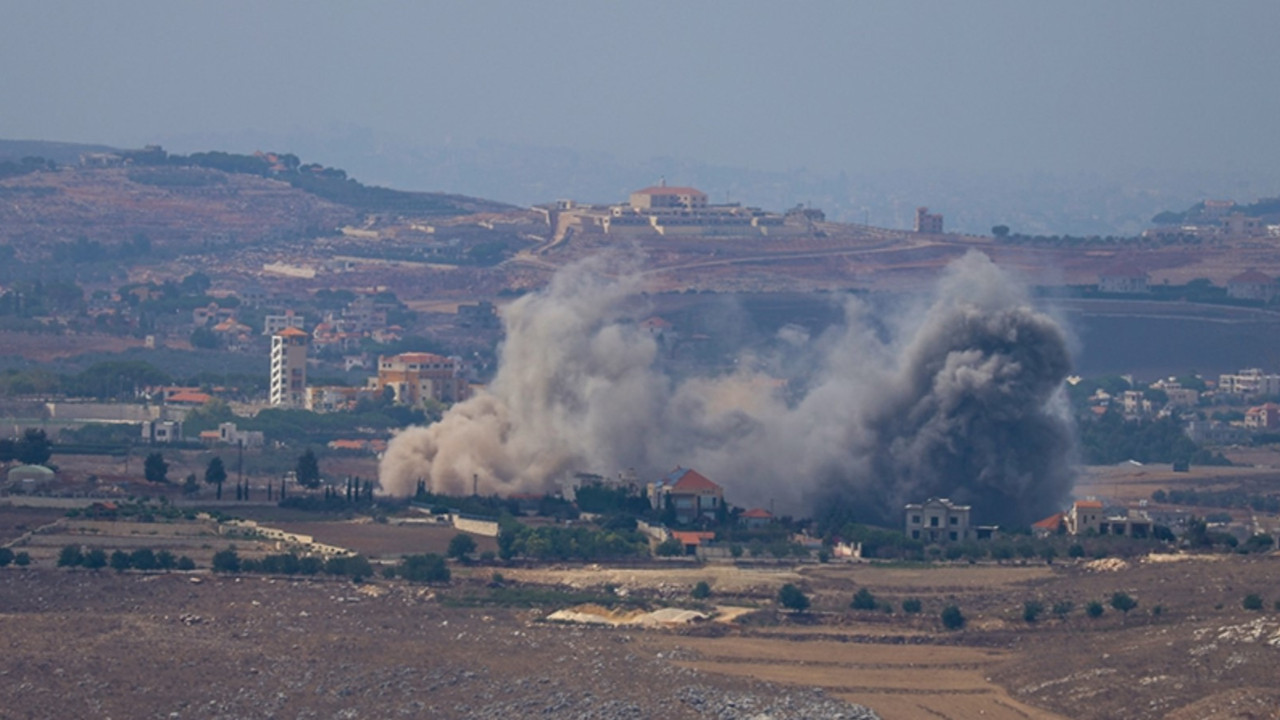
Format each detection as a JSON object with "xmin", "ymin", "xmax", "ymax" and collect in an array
[{"xmin": 379, "ymin": 251, "xmax": 1075, "ymax": 527}]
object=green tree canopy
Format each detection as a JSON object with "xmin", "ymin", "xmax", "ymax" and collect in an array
[
  {"xmin": 15, "ymin": 428, "xmax": 52, "ymax": 465},
  {"xmin": 447, "ymin": 533, "xmax": 477, "ymax": 560},
  {"xmin": 778, "ymin": 583, "xmax": 810, "ymax": 612},
  {"xmin": 144, "ymin": 452, "xmax": 169, "ymax": 484},
  {"xmin": 295, "ymin": 449, "xmax": 321, "ymax": 489},
  {"xmin": 204, "ymin": 456, "xmax": 227, "ymax": 486}
]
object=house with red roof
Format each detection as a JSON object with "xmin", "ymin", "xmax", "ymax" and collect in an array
[
  {"xmin": 669, "ymin": 530, "xmax": 716, "ymax": 554},
  {"xmin": 1032, "ymin": 512, "xmax": 1066, "ymax": 538},
  {"xmin": 648, "ymin": 467, "xmax": 725, "ymax": 525},
  {"xmin": 1227, "ymin": 270, "xmax": 1276, "ymax": 302},
  {"xmin": 1245, "ymin": 402, "xmax": 1280, "ymax": 430},
  {"xmin": 1068, "ymin": 500, "xmax": 1104, "ymax": 535},
  {"xmin": 739, "ymin": 507, "xmax": 774, "ymax": 530}
]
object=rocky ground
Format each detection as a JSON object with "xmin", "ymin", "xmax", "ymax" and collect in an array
[{"xmin": 0, "ymin": 569, "xmax": 877, "ymax": 720}]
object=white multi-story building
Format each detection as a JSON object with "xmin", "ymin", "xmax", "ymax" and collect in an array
[
  {"xmin": 904, "ymin": 497, "xmax": 972, "ymax": 543},
  {"xmin": 263, "ymin": 310, "xmax": 305, "ymax": 336},
  {"xmin": 1218, "ymin": 368, "xmax": 1280, "ymax": 398},
  {"xmin": 270, "ymin": 327, "xmax": 308, "ymax": 407}
]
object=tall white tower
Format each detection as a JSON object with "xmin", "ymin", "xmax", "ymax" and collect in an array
[{"xmin": 270, "ymin": 326, "xmax": 308, "ymax": 407}]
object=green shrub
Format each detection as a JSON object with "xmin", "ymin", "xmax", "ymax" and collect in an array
[
  {"xmin": 1243, "ymin": 594, "xmax": 1264, "ymax": 611},
  {"xmin": 398, "ymin": 553, "xmax": 450, "ymax": 583},
  {"xmin": 851, "ymin": 588, "xmax": 877, "ymax": 611},
  {"xmin": 176, "ymin": 556, "xmax": 196, "ymax": 571},
  {"xmin": 58, "ymin": 544, "xmax": 84, "ymax": 567},
  {"xmin": 0, "ymin": 547, "xmax": 12, "ymax": 566},
  {"xmin": 655, "ymin": 538, "xmax": 685, "ymax": 557},
  {"xmin": 1023, "ymin": 600, "xmax": 1044, "ymax": 623},
  {"xmin": 1052, "ymin": 600, "xmax": 1074, "ymax": 619},
  {"xmin": 778, "ymin": 583, "xmax": 810, "ymax": 612},
  {"xmin": 1086, "ymin": 601, "xmax": 1104, "ymax": 618},
  {"xmin": 941, "ymin": 604, "xmax": 965, "ymax": 630},
  {"xmin": 691, "ymin": 581, "xmax": 711, "ymax": 599},
  {"xmin": 1110, "ymin": 592, "xmax": 1137, "ymax": 616},
  {"xmin": 109, "ymin": 550, "xmax": 131, "ymax": 572},
  {"xmin": 211, "ymin": 547, "xmax": 241, "ymax": 573},
  {"xmin": 14, "ymin": 551, "xmax": 31, "ymax": 566},
  {"xmin": 902, "ymin": 598, "xmax": 922, "ymax": 614},
  {"xmin": 129, "ymin": 548, "xmax": 158, "ymax": 571},
  {"xmin": 84, "ymin": 548, "xmax": 108, "ymax": 569}
]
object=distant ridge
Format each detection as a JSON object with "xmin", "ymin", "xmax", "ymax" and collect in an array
[
  {"xmin": 0, "ymin": 138, "xmax": 515, "ymax": 216},
  {"xmin": 0, "ymin": 139, "xmax": 121, "ymax": 164}
]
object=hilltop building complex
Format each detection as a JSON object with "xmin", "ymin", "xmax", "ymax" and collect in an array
[{"xmin": 540, "ymin": 182, "xmax": 824, "ymax": 240}]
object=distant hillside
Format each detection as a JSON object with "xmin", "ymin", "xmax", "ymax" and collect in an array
[
  {"xmin": 115, "ymin": 146, "xmax": 514, "ymax": 216},
  {"xmin": 0, "ymin": 139, "xmax": 121, "ymax": 164},
  {"xmin": 1153, "ymin": 197, "xmax": 1280, "ymax": 225},
  {"xmin": 0, "ymin": 140, "xmax": 520, "ymax": 263}
]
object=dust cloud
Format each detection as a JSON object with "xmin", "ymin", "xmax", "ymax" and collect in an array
[{"xmin": 379, "ymin": 251, "xmax": 1075, "ymax": 526}]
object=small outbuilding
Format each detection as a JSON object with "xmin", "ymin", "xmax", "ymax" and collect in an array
[{"xmin": 7, "ymin": 464, "xmax": 56, "ymax": 493}]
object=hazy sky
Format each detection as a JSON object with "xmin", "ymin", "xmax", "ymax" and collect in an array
[{"xmin": 3, "ymin": 1, "xmax": 1278, "ymax": 178}]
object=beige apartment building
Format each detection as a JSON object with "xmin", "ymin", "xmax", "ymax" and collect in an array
[{"xmin": 368, "ymin": 352, "xmax": 469, "ymax": 406}]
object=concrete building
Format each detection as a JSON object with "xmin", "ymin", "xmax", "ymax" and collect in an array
[
  {"xmin": 546, "ymin": 182, "xmax": 814, "ymax": 240},
  {"xmin": 1218, "ymin": 368, "xmax": 1280, "ymax": 398},
  {"xmin": 141, "ymin": 419, "xmax": 182, "ymax": 444},
  {"xmin": 1067, "ymin": 499, "xmax": 1153, "ymax": 538},
  {"xmin": 1067, "ymin": 499, "xmax": 1104, "ymax": 535},
  {"xmin": 269, "ymin": 326, "xmax": 308, "ymax": 407},
  {"xmin": 1098, "ymin": 263, "xmax": 1149, "ymax": 294},
  {"xmin": 306, "ymin": 385, "xmax": 380, "ymax": 413},
  {"xmin": 215, "ymin": 422, "xmax": 264, "ymax": 448},
  {"xmin": 1185, "ymin": 419, "xmax": 1247, "ymax": 445},
  {"xmin": 629, "ymin": 185, "xmax": 708, "ymax": 210},
  {"xmin": 904, "ymin": 497, "xmax": 971, "ymax": 543},
  {"xmin": 368, "ymin": 352, "xmax": 469, "ymax": 406},
  {"xmin": 263, "ymin": 310, "xmax": 305, "ymax": 336},
  {"xmin": 914, "ymin": 207, "xmax": 944, "ymax": 234}
]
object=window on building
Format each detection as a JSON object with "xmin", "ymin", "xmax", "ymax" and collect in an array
[
  {"xmin": 911, "ymin": 515, "xmax": 921, "ymax": 524},
  {"xmin": 950, "ymin": 517, "xmax": 958, "ymax": 525},
  {"xmin": 949, "ymin": 531, "xmax": 958, "ymax": 541},
  {"xmin": 930, "ymin": 516, "xmax": 939, "ymax": 527}
]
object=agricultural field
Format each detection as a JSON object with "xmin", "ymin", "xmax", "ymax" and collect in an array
[{"xmin": 3, "ymin": 504, "xmax": 1279, "ymax": 719}]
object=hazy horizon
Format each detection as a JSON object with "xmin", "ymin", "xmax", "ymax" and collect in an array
[{"xmin": 4, "ymin": 1, "xmax": 1279, "ymax": 232}]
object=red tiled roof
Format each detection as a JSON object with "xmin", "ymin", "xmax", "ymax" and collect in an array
[
  {"xmin": 167, "ymin": 391, "xmax": 211, "ymax": 405},
  {"xmin": 670, "ymin": 469, "xmax": 722, "ymax": 493},
  {"xmin": 276, "ymin": 326, "xmax": 308, "ymax": 338},
  {"xmin": 1229, "ymin": 270, "xmax": 1274, "ymax": 285},
  {"xmin": 633, "ymin": 186, "xmax": 706, "ymax": 197},
  {"xmin": 670, "ymin": 531, "xmax": 715, "ymax": 545},
  {"xmin": 641, "ymin": 316, "xmax": 672, "ymax": 329},
  {"xmin": 1033, "ymin": 512, "xmax": 1065, "ymax": 530},
  {"xmin": 1074, "ymin": 500, "xmax": 1104, "ymax": 509},
  {"xmin": 741, "ymin": 508, "xmax": 773, "ymax": 519}
]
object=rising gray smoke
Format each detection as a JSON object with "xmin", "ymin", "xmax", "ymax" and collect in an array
[{"xmin": 379, "ymin": 251, "xmax": 1075, "ymax": 527}]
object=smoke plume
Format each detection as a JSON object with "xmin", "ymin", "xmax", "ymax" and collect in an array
[{"xmin": 379, "ymin": 251, "xmax": 1075, "ymax": 526}]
